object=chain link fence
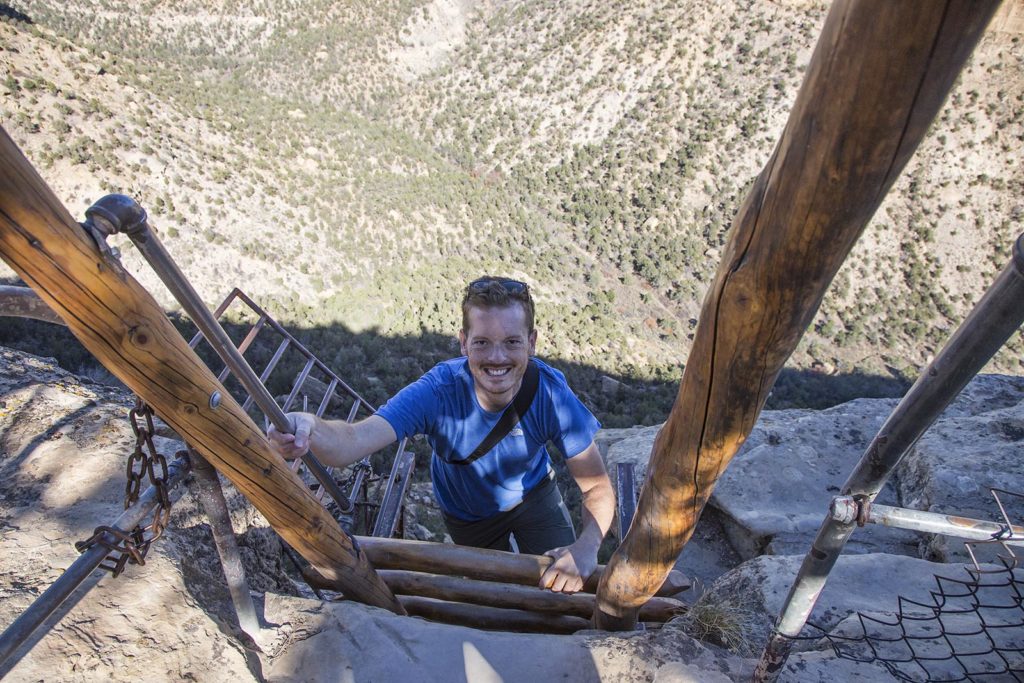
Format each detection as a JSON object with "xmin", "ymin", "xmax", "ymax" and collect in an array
[{"xmin": 788, "ymin": 491, "xmax": 1024, "ymax": 682}]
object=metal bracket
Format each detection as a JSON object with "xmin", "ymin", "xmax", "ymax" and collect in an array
[
  {"xmin": 616, "ymin": 463, "xmax": 639, "ymax": 540},
  {"xmin": 372, "ymin": 442, "xmax": 416, "ymax": 538},
  {"xmin": 80, "ymin": 193, "xmax": 150, "ymax": 260}
]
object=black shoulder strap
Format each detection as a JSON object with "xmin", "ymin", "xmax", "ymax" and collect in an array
[{"xmin": 451, "ymin": 360, "xmax": 540, "ymax": 466}]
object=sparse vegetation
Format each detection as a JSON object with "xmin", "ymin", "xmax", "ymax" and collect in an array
[
  {"xmin": 1, "ymin": 0, "xmax": 1021, "ymax": 425},
  {"xmin": 673, "ymin": 588, "xmax": 762, "ymax": 656}
]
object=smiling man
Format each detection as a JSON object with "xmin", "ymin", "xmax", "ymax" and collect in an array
[{"xmin": 268, "ymin": 277, "xmax": 615, "ymax": 593}]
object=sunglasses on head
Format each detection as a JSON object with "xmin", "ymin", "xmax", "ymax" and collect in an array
[{"xmin": 467, "ymin": 277, "xmax": 529, "ymax": 295}]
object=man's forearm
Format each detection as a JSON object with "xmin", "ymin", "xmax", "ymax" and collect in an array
[
  {"xmin": 282, "ymin": 413, "xmax": 398, "ymax": 469},
  {"xmin": 575, "ymin": 484, "xmax": 615, "ymax": 551},
  {"xmin": 307, "ymin": 417, "xmax": 361, "ymax": 468},
  {"xmin": 564, "ymin": 442, "xmax": 616, "ymax": 556}
]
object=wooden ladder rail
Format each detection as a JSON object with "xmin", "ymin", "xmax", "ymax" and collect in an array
[
  {"xmin": 595, "ymin": 0, "xmax": 1002, "ymax": 629},
  {"xmin": 0, "ymin": 127, "xmax": 404, "ymax": 614}
]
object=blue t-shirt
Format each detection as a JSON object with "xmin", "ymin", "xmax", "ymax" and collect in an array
[{"xmin": 377, "ymin": 357, "xmax": 601, "ymax": 521}]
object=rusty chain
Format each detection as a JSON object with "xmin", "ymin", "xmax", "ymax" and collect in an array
[{"xmin": 75, "ymin": 398, "xmax": 180, "ymax": 577}]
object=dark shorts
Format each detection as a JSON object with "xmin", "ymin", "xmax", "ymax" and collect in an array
[{"xmin": 442, "ymin": 474, "xmax": 576, "ymax": 555}]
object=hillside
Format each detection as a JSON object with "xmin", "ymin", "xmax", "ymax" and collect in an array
[{"xmin": 1, "ymin": 0, "xmax": 1022, "ymax": 426}]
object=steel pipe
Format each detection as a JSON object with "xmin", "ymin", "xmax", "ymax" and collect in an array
[
  {"xmin": 0, "ymin": 455, "xmax": 190, "ymax": 671},
  {"xmin": 81, "ymin": 194, "xmax": 352, "ymax": 513},
  {"xmin": 830, "ymin": 495, "xmax": 1024, "ymax": 544},
  {"xmin": 755, "ymin": 232, "xmax": 1024, "ymax": 681}
]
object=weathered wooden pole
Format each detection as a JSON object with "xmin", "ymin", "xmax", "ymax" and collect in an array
[
  {"xmin": 595, "ymin": 0, "xmax": 1001, "ymax": 629},
  {"xmin": 0, "ymin": 127, "xmax": 403, "ymax": 614},
  {"xmin": 0, "ymin": 285, "xmax": 63, "ymax": 324}
]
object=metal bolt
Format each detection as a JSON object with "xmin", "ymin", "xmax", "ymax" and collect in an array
[
  {"xmin": 829, "ymin": 495, "xmax": 858, "ymax": 524},
  {"xmin": 209, "ymin": 391, "xmax": 222, "ymax": 410}
]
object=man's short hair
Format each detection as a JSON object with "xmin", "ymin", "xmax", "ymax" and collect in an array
[{"xmin": 461, "ymin": 277, "xmax": 535, "ymax": 333}]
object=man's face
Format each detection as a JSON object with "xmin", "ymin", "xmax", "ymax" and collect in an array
[{"xmin": 459, "ymin": 303, "xmax": 537, "ymax": 411}]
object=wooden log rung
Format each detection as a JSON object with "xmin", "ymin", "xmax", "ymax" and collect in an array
[
  {"xmin": 399, "ymin": 595, "xmax": 592, "ymax": 634},
  {"xmin": 376, "ymin": 569, "xmax": 685, "ymax": 622},
  {"xmin": 351, "ymin": 537, "xmax": 689, "ymax": 596}
]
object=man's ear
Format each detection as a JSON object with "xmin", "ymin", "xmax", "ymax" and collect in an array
[
  {"xmin": 458, "ymin": 329, "xmax": 468, "ymax": 356},
  {"xmin": 528, "ymin": 329, "xmax": 538, "ymax": 355}
]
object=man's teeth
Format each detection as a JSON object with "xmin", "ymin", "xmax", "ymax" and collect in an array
[{"xmin": 484, "ymin": 367, "xmax": 511, "ymax": 377}]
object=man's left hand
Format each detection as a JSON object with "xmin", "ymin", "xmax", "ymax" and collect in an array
[{"xmin": 539, "ymin": 541, "xmax": 598, "ymax": 594}]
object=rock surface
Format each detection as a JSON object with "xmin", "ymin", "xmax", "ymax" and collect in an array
[
  {"xmin": 260, "ymin": 595, "xmax": 754, "ymax": 682},
  {"xmin": 605, "ymin": 374, "xmax": 1024, "ymax": 566},
  {"xmin": 709, "ymin": 400, "xmax": 919, "ymax": 559},
  {"xmin": 701, "ymin": 551, "xmax": 1024, "ymax": 681},
  {"xmin": 3, "ymin": 347, "xmax": 1024, "ymax": 682},
  {"xmin": 0, "ymin": 348, "xmax": 254, "ymax": 681},
  {"xmin": 894, "ymin": 375, "xmax": 1024, "ymax": 562},
  {"xmin": 708, "ymin": 553, "xmax": 982, "ymax": 640},
  {"xmin": 0, "ymin": 348, "xmax": 751, "ymax": 681}
]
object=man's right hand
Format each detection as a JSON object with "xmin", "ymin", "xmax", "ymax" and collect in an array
[
  {"xmin": 267, "ymin": 412, "xmax": 315, "ymax": 460},
  {"xmin": 266, "ymin": 413, "xmax": 397, "ymax": 469}
]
